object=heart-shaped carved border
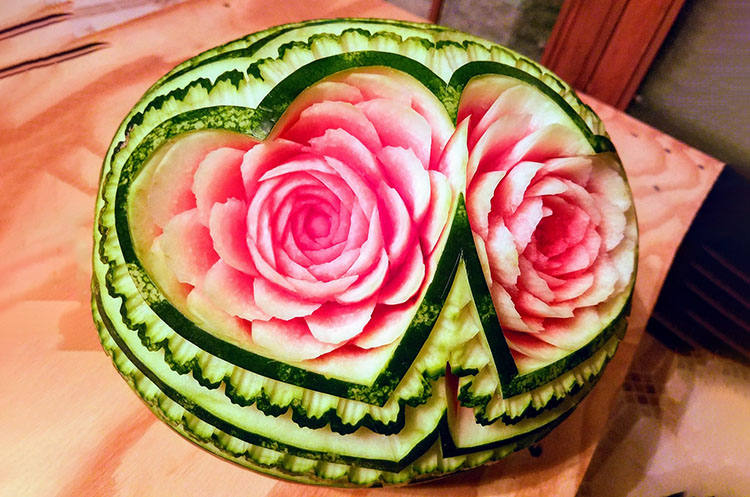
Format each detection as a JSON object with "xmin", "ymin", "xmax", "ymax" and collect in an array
[{"xmin": 98, "ymin": 45, "xmax": 632, "ymax": 411}]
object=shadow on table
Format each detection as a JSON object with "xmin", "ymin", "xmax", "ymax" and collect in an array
[{"xmin": 577, "ymin": 165, "xmax": 750, "ymax": 496}]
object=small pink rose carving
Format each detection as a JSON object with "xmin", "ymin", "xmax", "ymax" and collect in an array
[{"xmin": 462, "ymin": 77, "xmax": 636, "ymax": 369}]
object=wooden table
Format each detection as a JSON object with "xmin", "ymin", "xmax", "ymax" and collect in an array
[{"xmin": 0, "ymin": 0, "xmax": 724, "ymax": 495}]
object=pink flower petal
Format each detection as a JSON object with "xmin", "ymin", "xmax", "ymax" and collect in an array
[
  {"xmin": 144, "ymin": 235, "xmax": 193, "ymax": 303},
  {"xmin": 304, "ymin": 170, "xmax": 356, "ymax": 210},
  {"xmin": 546, "ymin": 225, "xmax": 601, "ymax": 276},
  {"xmin": 502, "ymin": 329, "xmax": 571, "ymax": 362},
  {"xmin": 278, "ymin": 251, "xmax": 318, "ymax": 288},
  {"xmin": 487, "ymin": 84, "xmax": 571, "ymax": 133},
  {"xmin": 248, "ymin": 175, "xmax": 321, "ymax": 260},
  {"xmin": 467, "ymin": 170, "xmax": 506, "ymax": 239},
  {"xmin": 466, "ymin": 114, "xmax": 532, "ymax": 182},
  {"xmin": 378, "ymin": 146, "xmax": 431, "ymax": 223},
  {"xmin": 247, "ymin": 240, "xmax": 294, "ymax": 291},
  {"xmin": 336, "ymin": 250, "xmax": 389, "ymax": 304},
  {"xmin": 265, "ymin": 171, "xmax": 338, "ymax": 213},
  {"xmin": 286, "ymin": 273, "xmax": 358, "ymax": 301},
  {"xmin": 282, "ymin": 101, "xmax": 382, "ymax": 151},
  {"xmin": 498, "ymin": 124, "xmax": 592, "ymax": 172},
  {"xmin": 343, "ymin": 204, "xmax": 369, "ymax": 252},
  {"xmin": 192, "ymin": 147, "xmax": 246, "ymax": 226},
  {"xmin": 473, "ymin": 233, "xmax": 493, "ymax": 283},
  {"xmin": 307, "ymin": 198, "xmax": 344, "ymax": 241},
  {"xmin": 255, "ymin": 197, "xmax": 277, "ymax": 270},
  {"xmin": 357, "ymin": 98, "xmax": 432, "ymax": 169},
  {"xmin": 290, "ymin": 203, "xmax": 328, "ymax": 251},
  {"xmin": 302, "ymin": 241, "xmax": 351, "ymax": 268},
  {"xmin": 526, "ymin": 176, "xmax": 567, "ymax": 197},
  {"xmin": 185, "ymin": 288, "xmax": 252, "ymax": 338},
  {"xmin": 322, "ymin": 156, "xmax": 377, "ymax": 216},
  {"xmin": 252, "ymin": 318, "xmax": 338, "ymax": 361},
  {"xmin": 458, "ymin": 75, "xmax": 521, "ymax": 136},
  {"xmin": 328, "ymin": 69, "xmax": 452, "ymax": 171},
  {"xmin": 534, "ymin": 307, "xmax": 601, "ymax": 349},
  {"xmin": 544, "ymin": 156, "xmax": 592, "ymax": 185},
  {"xmin": 436, "ymin": 118, "xmax": 469, "ymax": 192},
  {"xmin": 559, "ymin": 179, "xmax": 601, "ymax": 226},
  {"xmin": 305, "ymin": 298, "xmax": 377, "ymax": 344},
  {"xmin": 246, "ymin": 175, "xmax": 280, "ymax": 241},
  {"xmin": 241, "ymin": 140, "xmax": 303, "ymax": 198},
  {"xmin": 550, "ymin": 272, "xmax": 595, "ymax": 302},
  {"xmin": 421, "ymin": 170, "xmax": 453, "ymax": 254},
  {"xmin": 308, "ymin": 129, "xmax": 383, "ymax": 183},
  {"xmin": 470, "ymin": 83, "xmax": 554, "ymax": 148},
  {"xmin": 302, "ymin": 81, "xmax": 365, "ymax": 104},
  {"xmin": 258, "ymin": 155, "xmax": 334, "ymax": 182},
  {"xmin": 489, "ymin": 283, "xmax": 542, "ymax": 333},
  {"xmin": 208, "ymin": 198, "xmax": 258, "ymax": 276},
  {"xmin": 485, "ymin": 218, "xmax": 520, "ymax": 288},
  {"xmin": 274, "ymin": 197, "xmax": 315, "ymax": 259},
  {"xmin": 352, "ymin": 301, "xmax": 417, "ymax": 349},
  {"xmin": 306, "ymin": 246, "xmax": 359, "ymax": 281},
  {"xmin": 534, "ymin": 264, "xmax": 565, "ymax": 288},
  {"xmin": 587, "ymin": 154, "xmax": 631, "ymax": 211},
  {"xmin": 377, "ymin": 181, "xmax": 414, "ymax": 266},
  {"xmin": 534, "ymin": 196, "xmax": 591, "ymax": 257},
  {"xmin": 378, "ymin": 242, "xmax": 425, "ymax": 305},
  {"xmin": 544, "ymin": 245, "xmax": 591, "ymax": 277},
  {"xmin": 253, "ymin": 278, "xmax": 321, "ymax": 320},
  {"xmin": 325, "ymin": 197, "xmax": 353, "ymax": 248},
  {"xmin": 516, "ymin": 290, "xmax": 575, "ymax": 319},
  {"xmin": 410, "ymin": 88, "xmax": 456, "ymax": 171},
  {"xmin": 148, "ymin": 131, "xmax": 257, "ymax": 228},
  {"xmin": 276, "ymin": 185, "xmax": 344, "ymax": 239},
  {"xmin": 268, "ymin": 81, "xmax": 365, "ymax": 138},
  {"xmin": 494, "ymin": 161, "xmax": 545, "ymax": 216},
  {"xmin": 201, "ymin": 261, "xmax": 270, "ymax": 321},
  {"xmin": 504, "ymin": 197, "xmax": 545, "ymax": 253},
  {"xmin": 160, "ymin": 208, "xmax": 218, "ymax": 286},
  {"xmin": 591, "ymin": 193, "xmax": 626, "ymax": 251},
  {"xmin": 523, "ymin": 238, "xmax": 548, "ymax": 266},
  {"xmin": 569, "ymin": 255, "xmax": 620, "ymax": 307},
  {"xmin": 305, "ymin": 209, "xmax": 334, "ymax": 240},
  {"xmin": 291, "ymin": 207, "xmax": 330, "ymax": 247},
  {"xmin": 346, "ymin": 206, "xmax": 384, "ymax": 276},
  {"xmin": 517, "ymin": 255, "xmax": 554, "ymax": 301},
  {"xmin": 342, "ymin": 71, "xmax": 412, "ymax": 106},
  {"xmin": 280, "ymin": 219, "xmax": 314, "ymax": 266},
  {"xmin": 610, "ymin": 238, "xmax": 636, "ymax": 291}
]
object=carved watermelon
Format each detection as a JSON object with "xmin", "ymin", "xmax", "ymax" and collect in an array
[{"xmin": 92, "ymin": 18, "xmax": 637, "ymax": 486}]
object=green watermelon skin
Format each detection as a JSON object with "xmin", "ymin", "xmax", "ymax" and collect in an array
[{"xmin": 92, "ymin": 18, "xmax": 637, "ymax": 486}]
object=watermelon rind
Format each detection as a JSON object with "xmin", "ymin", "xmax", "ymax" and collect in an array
[
  {"xmin": 94, "ymin": 288, "xmax": 583, "ymax": 486},
  {"xmin": 455, "ymin": 333, "xmax": 620, "ymax": 425},
  {"xmin": 92, "ymin": 18, "xmax": 637, "ymax": 485}
]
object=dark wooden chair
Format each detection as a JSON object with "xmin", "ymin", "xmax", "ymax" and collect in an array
[{"xmin": 647, "ymin": 166, "xmax": 750, "ymax": 363}]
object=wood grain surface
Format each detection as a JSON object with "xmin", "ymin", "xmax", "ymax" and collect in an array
[{"xmin": 0, "ymin": 1, "xmax": 723, "ymax": 495}]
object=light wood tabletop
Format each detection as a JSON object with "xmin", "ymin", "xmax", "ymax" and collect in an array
[{"xmin": 0, "ymin": 0, "xmax": 724, "ymax": 495}]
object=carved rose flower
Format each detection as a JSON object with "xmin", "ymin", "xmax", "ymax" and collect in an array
[
  {"xmin": 462, "ymin": 75, "xmax": 636, "ymax": 369},
  {"xmin": 137, "ymin": 69, "xmax": 457, "ymax": 362}
]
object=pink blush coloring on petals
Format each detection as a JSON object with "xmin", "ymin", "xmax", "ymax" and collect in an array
[
  {"xmin": 208, "ymin": 198, "xmax": 258, "ymax": 277},
  {"xmin": 136, "ymin": 68, "xmax": 457, "ymax": 367},
  {"xmin": 160, "ymin": 209, "xmax": 218, "ymax": 286},
  {"xmin": 192, "ymin": 147, "xmax": 246, "ymax": 226}
]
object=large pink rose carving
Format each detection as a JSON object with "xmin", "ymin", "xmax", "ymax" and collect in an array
[
  {"xmin": 134, "ymin": 68, "xmax": 457, "ymax": 363},
  {"xmin": 461, "ymin": 75, "xmax": 636, "ymax": 371}
]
